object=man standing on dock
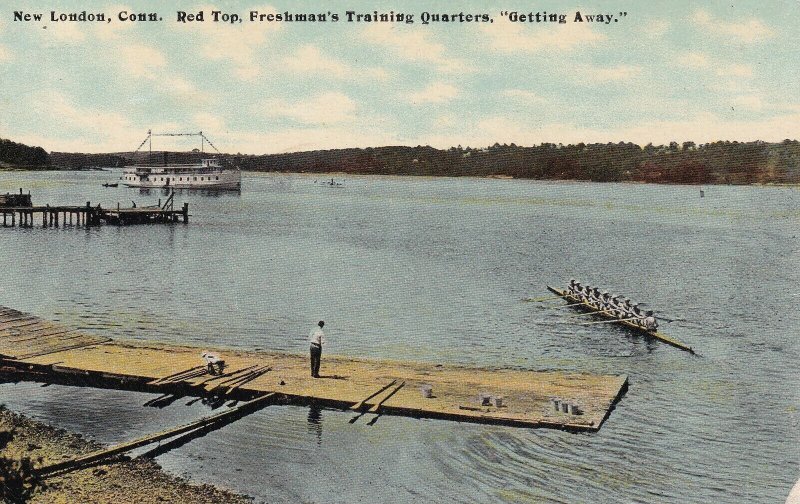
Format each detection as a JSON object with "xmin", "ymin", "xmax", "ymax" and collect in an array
[{"xmin": 309, "ymin": 321, "xmax": 325, "ymax": 378}]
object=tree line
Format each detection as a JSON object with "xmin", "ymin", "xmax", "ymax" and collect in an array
[
  {"xmin": 6, "ymin": 136, "xmax": 800, "ymax": 184},
  {"xmin": 230, "ymin": 140, "xmax": 800, "ymax": 184},
  {"xmin": 0, "ymin": 138, "xmax": 49, "ymax": 167}
]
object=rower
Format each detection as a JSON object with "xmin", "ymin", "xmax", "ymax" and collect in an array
[
  {"xmin": 611, "ymin": 295, "xmax": 625, "ymax": 317},
  {"xmin": 601, "ymin": 291, "xmax": 612, "ymax": 311},
  {"xmin": 621, "ymin": 298, "xmax": 634, "ymax": 318},
  {"xmin": 592, "ymin": 287, "xmax": 602, "ymax": 307},
  {"xmin": 644, "ymin": 310, "xmax": 658, "ymax": 331},
  {"xmin": 568, "ymin": 278, "xmax": 577, "ymax": 295},
  {"xmin": 631, "ymin": 304, "xmax": 646, "ymax": 327}
]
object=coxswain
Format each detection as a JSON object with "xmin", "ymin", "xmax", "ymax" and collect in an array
[{"xmin": 644, "ymin": 310, "xmax": 658, "ymax": 331}]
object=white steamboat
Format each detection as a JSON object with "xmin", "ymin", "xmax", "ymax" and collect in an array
[{"xmin": 122, "ymin": 131, "xmax": 241, "ymax": 190}]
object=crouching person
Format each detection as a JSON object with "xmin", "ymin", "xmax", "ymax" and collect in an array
[{"xmin": 201, "ymin": 351, "xmax": 225, "ymax": 375}]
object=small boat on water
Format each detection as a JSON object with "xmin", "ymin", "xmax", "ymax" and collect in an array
[
  {"xmin": 546, "ymin": 285, "xmax": 695, "ymax": 354},
  {"xmin": 317, "ymin": 178, "xmax": 343, "ymax": 187},
  {"xmin": 102, "ymin": 183, "xmax": 118, "ymax": 188},
  {"xmin": 121, "ymin": 130, "xmax": 241, "ymax": 190}
]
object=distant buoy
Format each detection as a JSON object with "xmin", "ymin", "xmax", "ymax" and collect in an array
[{"xmin": 699, "ymin": 189, "xmax": 705, "ymax": 198}]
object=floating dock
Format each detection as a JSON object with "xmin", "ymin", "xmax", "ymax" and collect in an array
[{"xmin": 0, "ymin": 307, "xmax": 627, "ymax": 432}]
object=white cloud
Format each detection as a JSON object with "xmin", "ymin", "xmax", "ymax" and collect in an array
[
  {"xmin": 481, "ymin": 19, "xmax": 605, "ymax": 53},
  {"xmin": 423, "ymin": 111, "xmax": 800, "ymax": 149},
  {"xmin": 644, "ymin": 20, "xmax": 670, "ymax": 39},
  {"xmin": 229, "ymin": 122, "xmax": 400, "ymax": 154},
  {"xmin": 116, "ymin": 44, "xmax": 166, "ymax": 78},
  {"xmin": 44, "ymin": 22, "xmax": 87, "ymax": 43},
  {"xmin": 93, "ymin": 5, "xmax": 137, "ymax": 41},
  {"xmin": 406, "ymin": 82, "xmax": 459, "ymax": 104},
  {"xmin": 280, "ymin": 45, "xmax": 389, "ymax": 82},
  {"xmin": 732, "ymin": 94, "xmax": 764, "ymax": 111},
  {"xmin": 264, "ymin": 92, "xmax": 357, "ymax": 125},
  {"xmin": 502, "ymin": 89, "xmax": 547, "ymax": 104},
  {"xmin": 578, "ymin": 64, "xmax": 642, "ymax": 83},
  {"xmin": 360, "ymin": 24, "xmax": 472, "ymax": 73},
  {"xmin": 677, "ymin": 51, "xmax": 709, "ymax": 68},
  {"xmin": 692, "ymin": 10, "xmax": 773, "ymax": 43},
  {"xmin": 192, "ymin": 112, "xmax": 227, "ymax": 133},
  {"xmin": 24, "ymin": 91, "xmax": 135, "ymax": 151},
  {"xmin": 178, "ymin": 4, "xmax": 283, "ymax": 81},
  {"xmin": 717, "ymin": 64, "xmax": 753, "ymax": 77}
]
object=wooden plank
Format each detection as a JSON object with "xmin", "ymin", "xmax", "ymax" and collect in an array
[
  {"xmin": 224, "ymin": 367, "xmax": 271, "ymax": 396},
  {"xmin": 8, "ymin": 329, "xmax": 73, "ymax": 343},
  {"xmin": 368, "ymin": 381, "xmax": 405, "ymax": 413},
  {"xmin": 349, "ymin": 380, "xmax": 397, "ymax": 411},
  {"xmin": 15, "ymin": 339, "xmax": 111, "ymax": 360},
  {"xmin": 210, "ymin": 366, "xmax": 270, "ymax": 394},
  {"xmin": 149, "ymin": 365, "xmax": 205, "ymax": 385},
  {"xmin": 191, "ymin": 364, "xmax": 260, "ymax": 386},
  {"xmin": 0, "ymin": 318, "xmax": 43, "ymax": 332},
  {"xmin": 36, "ymin": 393, "xmax": 277, "ymax": 477}
]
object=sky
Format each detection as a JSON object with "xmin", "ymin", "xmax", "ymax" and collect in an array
[{"xmin": 0, "ymin": 0, "xmax": 798, "ymax": 154}]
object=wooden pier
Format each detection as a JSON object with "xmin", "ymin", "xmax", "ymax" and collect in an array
[
  {"xmin": 0, "ymin": 190, "xmax": 188, "ymax": 227},
  {"xmin": 0, "ymin": 307, "xmax": 628, "ymax": 432}
]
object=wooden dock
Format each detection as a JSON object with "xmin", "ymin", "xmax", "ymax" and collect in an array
[
  {"xmin": 0, "ymin": 190, "xmax": 188, "ymax": 227},
  {"xmin": 0, "ymin": 307, "xmax": 628, "ymax": 432}
]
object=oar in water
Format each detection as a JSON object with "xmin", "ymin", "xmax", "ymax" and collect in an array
[
  {"xmin": 544, "ymin": 302, "xmax": 587, "ymax": 309},
  {"xmin": 565, "ymin": 309, "xmax": 614, "ymax": 318},
  {"xmin": 523, "ymin": 295, "xmax": 565, "ymax": 303},
  {"xmin": 579, "ymin": 317, "xmax": 640, "ymax": 326}
]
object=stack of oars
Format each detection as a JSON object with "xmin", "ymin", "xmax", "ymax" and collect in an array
[
  {"xmin": 208, "ymin": 365, "xmax": 272, "ymax": 396},
  {"xmin": 149, "ymin": 366, "xmax": 206, "ymax": 386}
]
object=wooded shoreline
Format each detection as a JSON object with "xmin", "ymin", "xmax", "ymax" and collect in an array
[{"xmin": 4, "ymin": 136, "xmax": 800, "ymax": 185}]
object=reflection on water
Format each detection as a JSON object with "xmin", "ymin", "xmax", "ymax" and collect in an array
[
  {"xmin": 136, "ymin": 187, "xmax": 242, "ymax": 198},
  {"xmin": 0, "ymin": 170, "xmax": 798, "ymax": 503},
  {"xmin": 307, "ymin": 403, "xmax": 323, "ymax": 446}
]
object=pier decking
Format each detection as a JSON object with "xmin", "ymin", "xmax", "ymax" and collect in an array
[
  {"xmin": 0, "ymin": 307, "xmax": 628, "ymax": 431},
  {"xmin": 0, "ymin": 189, "xmax": 189, "ymax": 227}
]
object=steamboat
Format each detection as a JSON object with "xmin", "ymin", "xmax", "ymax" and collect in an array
[{"xmin": 121, "ymin": 131, "xmax": 241, "ymax": 190}]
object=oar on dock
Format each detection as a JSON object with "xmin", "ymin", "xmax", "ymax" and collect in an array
[
  {"xmin": 368, "ymin": 381, "xmax": 405, "ymax": 414},
  {"xmin": 349, "ymin": 380, "xmax": 398, "ymax": 411},
  {"xmin": 224, "ymin": 367, "xmax": 271, "ymax": 396},
  {"xmin": 149, "ymin": 366, "xmax": 205, "ymax": 385}
]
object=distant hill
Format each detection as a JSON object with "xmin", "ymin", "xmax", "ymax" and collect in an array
[
  {"xmin": 9, "ymin": 137, "xmax": 800, "ymax": 184},
  {"xmin": 233, "ymin": 140, "xmax": 800, "ymax": 184},
  {"xmin": 0, "ymin": 138, "xmax": 49, "ymax": 169}
]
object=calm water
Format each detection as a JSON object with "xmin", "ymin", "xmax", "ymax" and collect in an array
[{"xmin": 0, "ymin": 170, "xmax": 798, "ymax": 503}]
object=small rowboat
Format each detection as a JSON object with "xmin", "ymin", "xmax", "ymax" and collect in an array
[{"xmin": 546, "ymin": 286, "xmax": 695, "ymax": 354}]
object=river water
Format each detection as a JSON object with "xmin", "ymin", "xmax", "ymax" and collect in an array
[{"xmin": 0, "ymin": 170, "xmax": 798, "ymax": 503}]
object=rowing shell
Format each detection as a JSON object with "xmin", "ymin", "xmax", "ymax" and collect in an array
[{"xmin": 546, "ymin": 286, "xmax": 695, "ymax": 354}]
